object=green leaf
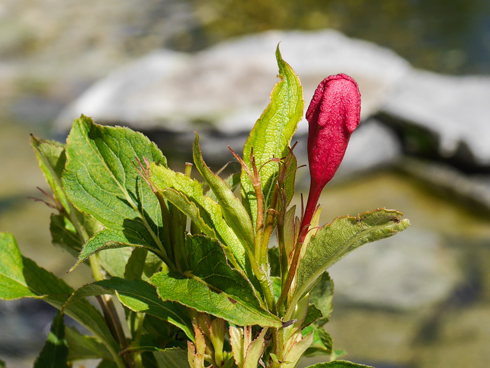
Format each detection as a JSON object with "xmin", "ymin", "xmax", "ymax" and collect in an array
[
  {"xmin": 305, "ymin": 361, "xmax": 373, "ymax": 368},
  {"xmin": 72, "ymin": 228, "xmax": 166, "ymax": 273},
  {"xmin": 65, "ymin": 326, "xmax": 113, "ymax": 361},
  {"xmin": 302, "ymin": 324, "xmax": 333, "ymax": 357},
  {"xmin": 309, "ymin": 272, "xmax": 334, "ymax": 326},
  {"xmin": 62, "ymin": 116, "xmax": 168, "ymax": 264},
  {"xmin": 153, "ymin": 348, "xmax": 189, "ymax": 368},
  {"xmin": 0, "ymin": 233, "xmax": 121, "ymax": 363},
  {"xmin": 216, "ymin": 172, "xmax": 241, "ymax": 196},
  {"xmin": 31, "ymin": 136, "xmax": 102, "ymax": 257},
  {"xmin": 293, "ymin": 209, "xmax": 410, "ymax": 307},
  {"xmin": 63, "ymin": 277, "xmax": 194, "ymax": 341},
  {"xmin": 0, "ymin": 359, "xmax": 5, "ymax": 368},
  {"xmin": 150, "ymin": 164, "xmax": 250, "ymax": 276},
  {"xmin": 49, "ymin": 214, "xmax": 82, "ymax": 256},
  {"xmin": 124, "ymin": 247, "xmax": 149, "ymax": 280},
  {"xmin": 141, "ymin": 316, "xmax": 187, "ymax": 346},
  {"xmin": 123, "ymin": 249, "xmax": 163, "ymax": 282},
  {"xmin": 268, "ymin": 247, "xmax": 280, "ymax": 277},
  {"xmin": 193, "ymin": 133, "xmax": 254, "ymax": 252},
  {"xmin": 302, "ymin": 304, "xmax": 323, "ymax": 328},
  {"xmin": 0, "ymin": 233, "xmax": 73, "ymax": 300},
  {"xmin": 98, "ymin": 247, "xmax": 133, "ymax": 278},
  {"xmin": 34, "ymin": 312, "xmax": 69, "ymax": 368},
  {"xmin": 151, "ymin": 235, "xmax": 281, "ymax": 328},
  {"xmin": 241, "ymin": 47, "xmax": 304, "ymax": 226}
]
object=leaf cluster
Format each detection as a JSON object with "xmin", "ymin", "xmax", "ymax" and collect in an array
[{"xmin": 0, "ymin": 48, "xmax": 409, "ymax": 368}]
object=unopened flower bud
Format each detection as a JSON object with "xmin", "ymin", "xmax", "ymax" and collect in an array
[{"xmin": 300, "ymin": 74, "xmax": 361, "ymax": 236}]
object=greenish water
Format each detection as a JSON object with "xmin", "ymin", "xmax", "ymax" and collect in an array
[{"xmin": 188, "ymin": 0, "xmax": 490, "ymax": 75}]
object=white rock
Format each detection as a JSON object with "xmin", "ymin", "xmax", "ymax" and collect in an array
[
  {"xmin": 382, "ymin": 69, "xmax": 490, "ymax": 165},
  {"xmin": 335, "ymin": 118, "xmax": 401, "ymax": 177},
  {"xmin": 55, "ymin": 29, "xmax": 411, "ymax": 133}
]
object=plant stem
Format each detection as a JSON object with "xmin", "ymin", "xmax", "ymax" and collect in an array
[
  {"xmin": 89, "ymin": 255, "xmax": 105, "ymax": 282},
  {"xmin": 107, "ymin": 297, "xmax": 134, "ymax": 368},
  {"xmin": 276, "ymin": 230, "xmax": 307, "ymax": 312},
  {"xmin": 95, "ymin": 296, "xmax": 128, "ymax": 368}
]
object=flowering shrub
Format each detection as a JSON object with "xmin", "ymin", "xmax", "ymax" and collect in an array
[{"xmin": 0, "ymin": 48, "xmax": 409, "ymax": 368}]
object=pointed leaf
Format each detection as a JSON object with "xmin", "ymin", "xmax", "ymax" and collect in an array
[
  {"xmin": 241, "ymin": 47, "xmax": 304, "ymax": 225},
  {"xmin": 150, "ymin": 164, "xmax": 250, "ymax": 276},
  {"xmin": 229, "ymin": 326, "xmax": 245, "ymax": 368},
  {"xmin": 153, "ymin": 348, "xmax": 189, "ymax": 368},
  {"xmin": 207, "ymin": 172, "xmax": 241, "ymax": 201},
  {"xmin": 62, "ymin": 116, "xmax": 168, "ymax": 259},
  {"xmin": 63, "ymin": 278, "xmax": 193, "ymax": 341},
  {"xmin": 293, "ymin": 209, "xmax": 410, "ymax": 305},
  {"xmin": 71, "ymin": 228, "xmax": 152, "ymax": 270},
  {"xmin": 34, "ymin": 312, "xmax": 69, "ymax": 368},
  {"xmin": 193, "ymin": 134, "xmax": 254, "ymax": 250},
  {"xmin": 151, "ymin": 235, "xmax": 281, "ymax": 328}
]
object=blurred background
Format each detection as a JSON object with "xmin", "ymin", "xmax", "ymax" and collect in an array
[{"xmin": 2, "ymin": 0, "xmax": 490, "ymax": 367}]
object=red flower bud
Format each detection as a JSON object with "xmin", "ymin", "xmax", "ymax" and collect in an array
[{"xmin": 300, "ymin": 74, "xmax": 361, "ymax": 237}]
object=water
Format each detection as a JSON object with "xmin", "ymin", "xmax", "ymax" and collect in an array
[{"xmin": 189, "ymin": 0, "xmax": 490, "ymax": 75}]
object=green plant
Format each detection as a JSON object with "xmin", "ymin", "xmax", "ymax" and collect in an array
[{"xmin": 0, "ymin": 48, "xmax": 409, "ymax": 368}]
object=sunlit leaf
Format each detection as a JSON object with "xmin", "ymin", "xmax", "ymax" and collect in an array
[
  {"xmin": 150, "ymin": 164, "xmax": 250, "ymax": 276},
  {"xmin": 151, "ymin": 235, "xmax": 281, "ymax": 328},
  {"xmin": 62, "ymin": 116, "xmax": 168, "ymax": 267},
  {"xmin": 241, "ymin": 46, "xmax": 304, "ymax": 226},
  {"xmin": 293, "ymin": 209, "xmax": 410, "ymax": 305},
  {"xmin": 193, "ymin": 133, "xmax": 254, "ymax": 252}
]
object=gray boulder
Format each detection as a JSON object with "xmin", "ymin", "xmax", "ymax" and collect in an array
[
  {"xmin": 381, "ymin": 69, "xmax": 490, "ymax": 167},
  {"xmin": 329, "ymin": 229, "xmax": 462, "ymax": 311},
  {"xmin": 55, "ymin": 29, "xmax": 411, "ymax": 134}
]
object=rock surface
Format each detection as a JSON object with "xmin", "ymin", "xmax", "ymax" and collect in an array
[
  {"xmin": 55, "ymin": 28, "xmax": 490, "ymax": 175},
  {"xmin": 328, "ymin": 229, "xmax": 462, "ymax": 311},
  {"xmin": 380, "ymin": 69, "xmax": 490, "ymax": 167},
  {"xmin": 55, "ymin": 29, "xmax": 411, "ymax": 133}
]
